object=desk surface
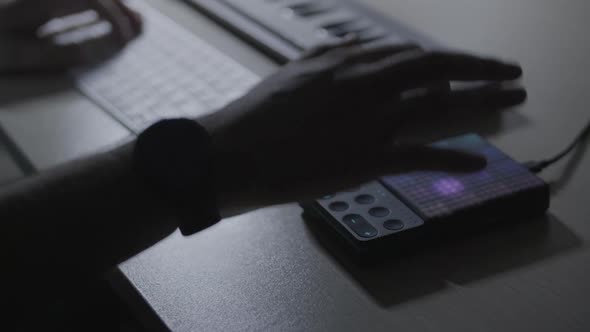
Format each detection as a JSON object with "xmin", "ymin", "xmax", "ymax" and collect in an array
[{"xmin": 2, "ymin": 0, "xmax": 590, "ymax": 331}]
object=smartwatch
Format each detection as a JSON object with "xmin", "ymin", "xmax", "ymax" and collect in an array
[{"xmin": 133, "ymin": 118, "xmax": 221, "ymax": 236}]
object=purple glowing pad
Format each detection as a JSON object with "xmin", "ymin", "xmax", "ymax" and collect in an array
[{"xmin": 381, "ymin": 134, "xmax": 547, "ymax": 220}]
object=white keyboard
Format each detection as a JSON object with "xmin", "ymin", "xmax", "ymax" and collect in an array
[{"xmin": 73, "ymin": 1, "xmax": 261, "ymax": 133}]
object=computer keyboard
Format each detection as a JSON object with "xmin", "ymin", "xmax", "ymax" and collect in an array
[{"xmin": 73, "ymin": 1, "xmax": 261, "ymax": 133}]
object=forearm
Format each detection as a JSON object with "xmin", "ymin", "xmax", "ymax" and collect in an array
[{"xmin": 0, "ymin": 141, "xmax": 178, "ymax": 292}]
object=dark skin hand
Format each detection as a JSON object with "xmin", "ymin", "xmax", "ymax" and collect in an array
[
  {"xmin": 0, "ymin": 0, "xmax": 142, "ymax": 73},
  {"xmin": 0, "ymin": 39, "xmax": 525, "ymax": 300},
  {"xmin": 203, "ymin": 40, "xmax": 526, "ymax": 210}
]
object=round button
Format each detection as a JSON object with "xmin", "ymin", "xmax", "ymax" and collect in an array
[
  {"xmin": 383, "ymin": 219, "xmax": 405, "ymax": 231},
  {"xmin": 369, "ymin": 207, "xmax": 390, "ymax": 217},
  {"xmin": 329, "ymin": 201, "xmax": 349, "ymax": 212},
  {"xmin": 355, "ymin": 194, "xmax": 375, "ymax": 205}
]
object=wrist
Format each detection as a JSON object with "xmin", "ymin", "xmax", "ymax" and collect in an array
[{"xmin": 108, "ymin": 139, "xmax": 180, "ymax": 217}]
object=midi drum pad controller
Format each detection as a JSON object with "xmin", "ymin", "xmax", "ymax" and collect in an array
[{"xmin": 303, "ymin": 134, "xmax": 550, "ymax": 254}]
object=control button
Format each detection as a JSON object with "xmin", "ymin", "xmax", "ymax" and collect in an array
[
  {"xmin": 329, "ymin": 201, "xmax": 349, "ymax": 212},
  {"xmin": 369, "ymin": 207, "xmax": 390, "ymax": 217},
  {"xmin": 355, "ymin": 194, "xmax": 375, "ymax": 205},
  {"xmin": 320, "ymin": 195, "xmax": 334, "ymax": 200},
  {"xmin": 342, "ymin": 214, "xmax": 378, "ymax": 238},
  {"xmin": 383, "ymin": 219, "xmax": 405, "ymax": 231}
]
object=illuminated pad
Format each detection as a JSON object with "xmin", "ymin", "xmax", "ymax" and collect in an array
[{"xmin": 381, "ymin": 134, "xmax": 548, "ymax": 221}]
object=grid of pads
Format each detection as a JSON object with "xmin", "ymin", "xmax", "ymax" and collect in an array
[{"xmin": 381, "ymin": 134, "xmax": 546, "ymax": 220}]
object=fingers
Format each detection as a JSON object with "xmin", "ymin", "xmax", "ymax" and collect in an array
[
  {"xmin": 332, "ymin": 42, "xmax": 421, "ymax": 66},
  {"xmin": 304, "ymin": 41, "xmax": 421, "ymax": 72},
  {"xmin": 300, "ymin": 39, "xmax": 522, "ymax": 99},
  {"xmin": 369, "ymin": 84, "xmax": 526, "ymax": 141},
  {"xmin": 91, "ymin": 0, "xmax": 139, "ymax": 45},
  {"xmin": 399, "ymin": 83, "xmax": 527, "ymax": 115},
  {"xmin": 353, "ymin": 51, "xmax": 522, "ymax": 91},
  {"xmin": 49, "ymin": 4, "xmax": 141, "ymax": 67},
  {"xmin": 1, "ymin": 0, "xmax": 143, "ymax": 72},
  {"xmin": 379, "ymin": 145, "xmax": 487, "ymax": 174},
  {"xmin": 446, "ymin": 84, "xmax": 527, "ymax": 109},
  {"xmin": 111, "ymin": 0, "xmax": 142, "ymax": 36}
]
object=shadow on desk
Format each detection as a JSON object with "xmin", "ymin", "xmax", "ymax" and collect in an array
[{"xmin": 303, "ymin": 212, "xmax": 582, "ymax": 308}]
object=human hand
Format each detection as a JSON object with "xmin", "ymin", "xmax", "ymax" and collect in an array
[
  {"xmin": 200, "ymin": 41, "xmax": 526, "ymax": 210},
  {"xmin": 0, "ymin": 0, "xmax": 141, "ymax": 73}
]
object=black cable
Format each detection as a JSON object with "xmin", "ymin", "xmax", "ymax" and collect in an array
[{"xmin": 524, "ymin": 118, "xmax": 590, "ymax": 173}]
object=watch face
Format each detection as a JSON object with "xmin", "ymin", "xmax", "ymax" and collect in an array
[{"xmin": 136, "ymin": 118, "xmax": 213, "ymax": 191}]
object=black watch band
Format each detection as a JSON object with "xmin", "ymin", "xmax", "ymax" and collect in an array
[{"xmin": 133, "ymin": 118, "xmax": 221, "ymax": 236}]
